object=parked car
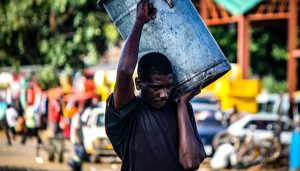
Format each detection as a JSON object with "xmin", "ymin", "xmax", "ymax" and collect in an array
[
  {"xmin": 222, "ymin": 114, "xmax": 294, "ymax": 145},
  {"xmin": 256, "ymin": 93, "xmax": 300, "ymax": 123},
  {"xmin": 256, "ymin": 93, "xmax": 289, "ymax": 114},
  {"xmin": 191, "ymin": 96, "xmax": 226, "ymax": 156},
  {"xmin": 82, "ymin": 105, "xmax": 116, "ymax": 162},
  {"xmin": 191, "ymin": 96, "xmax": 220, "ymax": 112}
]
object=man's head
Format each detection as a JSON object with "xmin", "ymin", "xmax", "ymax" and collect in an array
[{"xmin": 136, "ymin": 52, "xmax": 173, "ymax": 108}]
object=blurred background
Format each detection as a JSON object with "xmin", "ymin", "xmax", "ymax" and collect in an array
[{"xmin": 0, "ymin": 0, "xmax": 300, "ymax": 170}]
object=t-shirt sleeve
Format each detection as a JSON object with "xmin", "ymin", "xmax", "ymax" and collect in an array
[
  {"xmin": 187, "ymin": 103, "xmax": 207, "ymax": 157},
  {"xmin": 105, "ymin": 94, "xmax": 137, "ymax": 158},
  {"xmin": 105, "ymin": 94, "xmax": 137, "ymax": 119}
]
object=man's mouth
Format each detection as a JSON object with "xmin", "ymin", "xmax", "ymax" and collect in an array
[{"xmin": 156, "ymin": 100, "xmax": 167, "ymax": 105}]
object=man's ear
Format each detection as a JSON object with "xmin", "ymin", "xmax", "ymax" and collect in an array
[{"xmin": 135, "ymin": 77, "xmax": 142, "ymax": 90}]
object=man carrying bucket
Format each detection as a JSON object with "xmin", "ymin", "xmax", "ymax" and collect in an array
[{"xmin": 105, "ymin": 0, "xmax": 206, "ymax": 170}]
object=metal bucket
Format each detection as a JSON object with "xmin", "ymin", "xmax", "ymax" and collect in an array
[{"xmin": 98, "ymin": 0, "xmax": 231, "ymax": 98}]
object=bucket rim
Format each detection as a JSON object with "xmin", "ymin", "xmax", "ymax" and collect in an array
[{"xmin": 97, "ymin": 0, "xmax": 108, "ymax": 7}]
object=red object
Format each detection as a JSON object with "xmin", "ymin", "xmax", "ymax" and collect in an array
[
  {"xmin": 85, "ymin": 79, "xmax": 95, "ymax": 92},
  {"xmin": 48, "ymin": 99, "xmax": 61, "ymax": 122},
  {"xmin": 83, "ymin": 69, "xmax": 95, "ymax": 92},
  {"xmin": 26, "ymin": 88, "xmax": 35, "ymax": 105},
  {"xmin": 63, "ymin": 123, "xmax": 71, "ymax": 139}
]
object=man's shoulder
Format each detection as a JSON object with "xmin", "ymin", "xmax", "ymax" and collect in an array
[{"xmin": 105, "ymin": 94, "xmax": 139, "ymax": 120}]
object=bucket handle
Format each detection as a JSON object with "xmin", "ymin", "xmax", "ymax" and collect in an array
[
  {"xmin": 97, "ymin": 0, "xmax": 174, "ymax": 9},
  {"xmin": 164, "ymin": 0, "xmax": 174, "ymax": 8}
]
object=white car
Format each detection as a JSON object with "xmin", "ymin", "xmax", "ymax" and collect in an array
[
  {"xmin": 256, "ymin": 93, "xmax": 300, "ymax": 122},
  {"xmin": 227, "ymin": 114, "xmax": 294, "ymax": 144},
  {"xmin": 82, "ymin": 105, "xmax": 116, "ymax": 162}
]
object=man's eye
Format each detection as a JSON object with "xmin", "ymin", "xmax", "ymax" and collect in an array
[{"xmin": 153, "ymin": 87, "xmax": 160, "ymax": 91}]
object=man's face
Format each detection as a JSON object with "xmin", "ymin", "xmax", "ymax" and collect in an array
[{"xmin": 137, "ymin": 74, "xmax": 173, "ymax": 108}]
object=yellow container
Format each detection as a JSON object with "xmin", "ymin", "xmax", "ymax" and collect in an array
[{"xmin": 230, "ymin": 79, "xmax": 262, "ymax": 98}]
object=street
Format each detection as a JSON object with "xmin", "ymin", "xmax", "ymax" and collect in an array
[
  {"xmin": 0, "ymin": 132, "xmax": 215, "ymax": 171},
  {"xmin": 0, "ymin": 132, "xmax": 288, "ymax": 171},
  {"xmin": 0, "ymin": 132, "xmax": 121, "ymax": 171}
]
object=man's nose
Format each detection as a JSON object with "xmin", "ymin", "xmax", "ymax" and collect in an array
[{"xmin": 160, "ymin": 89, "xmax": 169, "ymax": 99}]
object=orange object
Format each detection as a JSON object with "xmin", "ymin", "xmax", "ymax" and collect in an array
[
  {"xmin": 26, "ymin": 88, "xmax": 35, "ymax": 105},
  {"xmin": 63, "ymin": 91, "xmax": 96, "ymax": 102}
]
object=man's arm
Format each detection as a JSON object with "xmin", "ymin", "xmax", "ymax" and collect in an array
[
  {"xmin": 113, "ymin": 0, "xmax": 156, "ymax": 111},
  {"xmin": 177, "ymin": 89, "xmax": 206, "ymax": 171}
]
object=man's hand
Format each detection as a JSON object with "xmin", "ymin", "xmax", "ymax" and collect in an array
[
  {"xmin": 136, "ymin": 0, "xmax": 157, "ymax": 23},
  {"xmin": 178, "ymin": 86, "xmax": 201, "ymax": 104}
]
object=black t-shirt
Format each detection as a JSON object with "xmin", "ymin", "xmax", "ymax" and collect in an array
[{"xmin": 105, "ymin": 94, "xmax": 204, "ymax": 171}]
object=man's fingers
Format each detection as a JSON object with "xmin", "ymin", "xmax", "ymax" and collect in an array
[
  {"xmin": 191, "ymin": 88, "xmax": 201, "ymax": 96},
  {"xmin": 192, "ymin": 90, "xmax": 200, "ymax": 96},
  {"xmin": 150, "ymin": 8, "xmax": 157, "ymax": 18},
  {"xmin": 148, "ymin": 2, "xmax": 156, "ymax": 15},
  {"xmin": 148, "ymin": 2, "xmax": 153, "ymax": 8}
]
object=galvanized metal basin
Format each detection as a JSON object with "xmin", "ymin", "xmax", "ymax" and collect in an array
[{"xmin": 99, "ymin": 0, "xmax": 231, "ymax": 98}]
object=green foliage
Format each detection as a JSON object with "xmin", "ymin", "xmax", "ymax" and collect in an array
[
  {"xmin": 0, "ymin": 0, "xmax": 120, "ymax": 69},
  {"xmin": 262, "ymin": 75, "xmax": 287, "ymax": 93},
  {"xmin": 250, "ymin": 26, "xmax": 287, "ymax": 81},
  {"xmin": 209, "ymin": 25, "xmax": 237, "ymax": 63},
  {"xmin": 209, "ymin": 24, "xmax": 288, "ymax": 92},
  {"xmin": 36, "ymin": 65, "xmax": 60, "ymax": 90}
]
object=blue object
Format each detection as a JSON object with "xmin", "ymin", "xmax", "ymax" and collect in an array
[
  {"xmin": 74, "ymin": 143, "xmax": 86, "ymax": 161},
  {"xmin": 290, "ymin": 130, "xmax": 300, "ymax": 171},
  {"xmin": 197, "ymin": 114, "xmax": 225, "ymax": 152},
  {"xmin": 213, "ymin": 0, "xmax": 262, "ymax": 15}
]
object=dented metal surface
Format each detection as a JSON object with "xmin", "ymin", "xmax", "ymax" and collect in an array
[{"xmin": 101, "ymin": 0, "xmax": 231, "ymax": 98}]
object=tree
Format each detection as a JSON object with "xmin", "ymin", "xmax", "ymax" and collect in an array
[
  {"xmin": 0, "ymin": 0, "xmax": 120, "ymax": 69},
  {"xmin": 209, "ymin": 24, "xmax": 288, "ymax": 92}
]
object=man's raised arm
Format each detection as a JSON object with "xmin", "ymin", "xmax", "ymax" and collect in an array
[{"xmin": 113, "ymin": 0, "xmax": 156, "ymax": 110}]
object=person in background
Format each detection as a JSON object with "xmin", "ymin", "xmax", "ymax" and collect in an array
[
  {"xmin": 80, "ymin": 99, "xmax": 92, "ymax": 125},
  {"xmin": 68, "ymin": 102, "xmax": 86, "ymax": 171},
  {"xmin": 0, "ymin": 96, "xmax": 10, "ymax": 145},
  {"xmin": 48, "ymin": 98, "xmax": 62, "ymax": 136},
  {"xmin": 21, "ymin": 103, "xmax": 42, "ymax": 145},
  {"xmin": 6, "ymin": 104, "xmax": 18, "ymax": 144},
  {"xmin": 91, "ymin": 96, "xmax": 100, "ymax": 108}
]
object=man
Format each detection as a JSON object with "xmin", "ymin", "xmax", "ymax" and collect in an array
[
  {"xmin": 105, "ymin": 0, "xmax": 206, "ymax": 170},
  {"xmin": 21, "ymin": 103, "xmax": 43, "ymax": 145},
  {"xmin": 48, "ymin": 98, "xmax": 62, "ymax": 136},
  {"xmin": 0, "ymin": 96, "xmax": 10, "ymax": 145},
  {"xmin": 69, "ymin": 102, "xmax": 85, "ymax": 171},
  {"xmin": 6, "ymin": 104, "xmax": 19, "ymax": 143}
]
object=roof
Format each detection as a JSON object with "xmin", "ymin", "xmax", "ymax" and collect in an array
[{"xmin": 213, "ymin": 0, "xmax": 263, "ymax": 15}]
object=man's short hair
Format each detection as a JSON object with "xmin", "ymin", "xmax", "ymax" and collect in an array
[{"xmin": 137, "ymin": 52, "xmax": 173, "ymax": 82}]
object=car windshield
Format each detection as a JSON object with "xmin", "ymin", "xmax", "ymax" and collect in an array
[
  {"xmin": 96, "ymin": 113, "xmax": 105, "ymax": 127},
  {"xmin": 258, "ymin": 101, "xmax": 275, "ymax": 113}
]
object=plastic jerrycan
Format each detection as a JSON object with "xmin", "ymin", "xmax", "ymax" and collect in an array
[{"xmin": 98, "ymin": 0, "xmax": 231, "ymax": 98}]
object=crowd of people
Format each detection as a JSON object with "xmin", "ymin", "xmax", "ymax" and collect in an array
[
  {"xmin": 0, "ymin": 93, "xmax": 44, "ymax": 146},
  {"xmin": 0, "ymin": 72, "xmax": 100, "ymax": 146}
]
